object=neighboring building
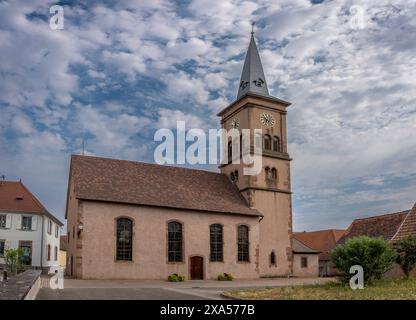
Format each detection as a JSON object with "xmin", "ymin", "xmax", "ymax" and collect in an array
[
  {"xmin": 292, "ymin": 238, "xmax": 319, "ymax": 277},
  {"xmin": 338, "ymin": 203, "xmax": 416, "ymax": 278},
  {"xmin": 0, "ymin": 180, "xmax": 63, "ymax": 272},
  {"xmin": 293, "ymin": 229, "xmax": 345, "ymax": 277},
  {"xmin": 66, "ymin": 32, "xmax": 295, "ymax": 280},
  {"xmin": 59, "ymin": 235, "xmax": 67, "ymax": 268}
]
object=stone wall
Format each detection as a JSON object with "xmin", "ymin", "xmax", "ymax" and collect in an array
[{"xmin": 0, "ymin": 269, "xmax": 41, "ymax": 300}]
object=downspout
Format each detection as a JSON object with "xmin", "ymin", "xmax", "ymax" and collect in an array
[{"xmin": 40, "ymin": 216, "xmax": 44, "ymax": 271}]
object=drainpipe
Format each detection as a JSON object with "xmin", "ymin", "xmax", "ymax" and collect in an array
[{"xmin": 40, "ymin": 216, "xmax": 44, "ymax": 272}]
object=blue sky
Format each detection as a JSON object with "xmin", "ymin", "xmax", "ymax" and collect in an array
[{"xmin": 1, "ymin": 0, "xmax": 415, "ymax": 231}]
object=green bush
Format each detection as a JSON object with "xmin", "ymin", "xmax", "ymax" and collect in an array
[
  {"xmin": 4, "ymin": 248, "xmax": 24, "ymax": 275},
  {"xmin": 217, "ymin": 273, "xmax": 234, "ymax": 281},
  {"xmin": 394, "ymin": 236, "xmax": 416, "ymax": 278},
  {"xmin": 331, "ymin": 236, "xmax": 397, "ymax": 283},
  {"xmin": 168, "ymin": 273, "xmax": 186, "ymax": 282}
]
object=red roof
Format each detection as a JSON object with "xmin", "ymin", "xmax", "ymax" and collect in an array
[
  {"xmin": 0, "ymin": 180, "xmax": 63, "ymax": 225},
  {"xmin": 338, "ymin": 209, "xmax": 411, "ymax": 244},
  {"xmin": 67, "ymin": 155, "xmax": 261, "ymax": 218},
  {"xmin": 392, "ymin": 203, "xmax": 416, "ymax": 241},
  {"xmin": 293, "ymin": 229, "xmax": 345, "ymax": 253}
]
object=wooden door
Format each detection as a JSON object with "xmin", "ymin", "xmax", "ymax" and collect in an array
[{"xmin": 190, "ymin": 256, "xmax": 203, "ymax": 280}]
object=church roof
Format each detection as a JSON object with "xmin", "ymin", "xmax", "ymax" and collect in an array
[
  {"xmin": 292, "ymin": 238, "xmax": 319, "ymax": 254},
  {"xmin": 0, "ymin": 180, "xmax": 63, "ymax": 225},
  {"xmin": 67, "ymin": 155, "xmax": 261, "ymax": 218},
  {"xmin": 237, "ymin": 33, "xmax": 270, "ymax": 100}
]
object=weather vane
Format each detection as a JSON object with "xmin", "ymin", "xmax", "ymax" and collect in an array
[{"xmin": 251, "ymin": 22, "xmax": 255, "ymax": 35}]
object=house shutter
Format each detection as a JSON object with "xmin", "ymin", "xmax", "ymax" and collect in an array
[
  {"xmin": 6, "ymin": 214, "xmax": 12, "ymax": 228},
  {"xmin": 32, "ymin": 216, "xmax": 37, "ymax": 231},
  {"xmin": 16, "ymin": 215, "xmax": 22, "ymax": 229}
]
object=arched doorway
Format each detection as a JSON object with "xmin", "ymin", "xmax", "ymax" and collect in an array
[{"xmin": 190, "ymin": 256, "xmax": 204, "ymax": 280}]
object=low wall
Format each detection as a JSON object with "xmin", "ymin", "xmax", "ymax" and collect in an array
[{"xmin": 0, "ymin": 269, "xmax": 42, "ymax": 300}]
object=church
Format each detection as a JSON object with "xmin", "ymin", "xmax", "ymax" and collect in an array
[{"xmin": 65, "ymin": 33, "xmax": 318, "ymax": 279}]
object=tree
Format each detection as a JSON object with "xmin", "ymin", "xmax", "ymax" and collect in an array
[
  {"xmin": 394, "ymin": 236, "xmax": 416, "ymax": 278},
  {"xmin": 331, "ymin": 236, "xmax": 397, "ymax": 283},
  {"xmin": 4, "ymin": 248, "xmax": 24, "ymax": 275}
]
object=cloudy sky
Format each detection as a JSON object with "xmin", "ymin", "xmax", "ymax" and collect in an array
[{"xmin": 1, "ymin": 0, "xmax": 415, "ymax": 231}]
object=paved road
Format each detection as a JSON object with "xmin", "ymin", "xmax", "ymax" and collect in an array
[
  {"xmin": 36, "ymin": 287, "xmax": 207, "ymax": 300},
  {"xmin": 36, "ymin": 277, "xmax": 336, "ymax": 300}
]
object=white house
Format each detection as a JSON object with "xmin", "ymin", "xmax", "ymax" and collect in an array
[{"xmin": 0, "ymin": 180, "xmax": 63, "ymax": 272}]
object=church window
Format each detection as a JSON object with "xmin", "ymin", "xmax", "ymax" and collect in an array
[
  {"xmin": 116, "ymin": 218, "xmax": 133, "ymax": 261},
  {"xmin": 230, "ymin": 172, "xmax": 235, "ymax": 181},
  {"xmin": 237, "ymin": 225, "xmax": 249, "ymax": 262},
  {"xmin": 228, "ymin": 141, "xmax": 232, "ymax": 163},
  {"xmin": 210, "ymin": 224, "xmax": 223, "ymax": 262},
  {"xmin": 273, "ymin": 136, "xmax": 281, "ymax": 152},
  {"xmin": 264, "ymin": 135, "xmax": 271, "ymax": 150},
  {"xmin": 270, "ymin": 251, "xmax": 276, "ymax": 266},
  {"xmin": 265, "ymin": 167, "xmax": 270, "ymax": 179},
  {"xmin": 271, "ymin": 168, "xmax": 278, "ymax": 180},
  {"xmin": 168, "ymin": 221, "xmax": 183, "ymax": 262},
  {"xmin": 234, "ymin": 170, "xmax": 239, "ymax": 181}
]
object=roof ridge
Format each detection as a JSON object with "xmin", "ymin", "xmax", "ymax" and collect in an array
[
  {"xmin": 352, "ymin": 210, "xmax": 410, "ymax": 222},
  {"xmin": 71, "ymin": 154, "xmax": 223, "ymax": 176}
]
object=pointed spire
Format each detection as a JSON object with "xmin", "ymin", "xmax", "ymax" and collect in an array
[{"xmin": 237, "ymin": 25, "xmax": 270, "ymax": 100}]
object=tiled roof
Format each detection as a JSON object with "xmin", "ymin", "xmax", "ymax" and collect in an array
[
  {"xmin": 293, "ymin": 229, "xmax": 345, "ymax": 253},
  {"xmin": 67, "ymin": 155, "xmax": 261, "ymax": 217},
  {"xmin": 392, "ymin": 203, "xmax": 416, "ymax": 241},
  {"xmin": 0, "ymin": 181, "xmax": 63, "ymax": 226},
  {"xmin": 337, "ymin": 210, "xmax": 410, "ymax": 244},
  {"xmin": 292, "ymin": 238, "xmax": 319, "ymax": 254}
]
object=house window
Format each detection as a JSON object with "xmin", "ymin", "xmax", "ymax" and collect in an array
[
  {"xmin": 55, "ymin": 225, "xmax": 59, "ymax": 238},
  {"xmin": 237, "ymin": 225, "xmax": 249, "ymax": 262},
  {"xmin": 210, "ymin": 224, "xmax": 223, "ymax": 262},
  {"xmin": 273, "ymin": 136, "xmax": 281, "ymax": 152},
  {"xmin": 0, "ymin": 215, "xmax": 6, "ymax": 228},
  {"xmin": 264, "ymin": 135, "xmax": 271, "ymax": 150},
  {"xmin": 168, "ymin": 221, "xmax": 183, "ymax": 262},
  {"xmin": 270, "ymin": 251, "xmax": 276, "ymax": 266},
  {"xmin": 48, "ymin": 220, "xmax": 52, "ymax": 234},
  {"xmin": 0, "ymin": 240, "xmax": 5, "ymax": 257},
  {"xmin": 54, "ymin": 246, "xmax": 58, "ymax": 261},
  {"xmin": 19, "ymin": 241, "xmax": 32, "ymax": 265},
  {"xmin": 301, "ymin": 257, "xmax": 308, "ymax": 268},
  {"xmin": 22, "ymin": 216, "xmax": 32, "ymax": 230},
  {"xmin": 116, "ymin": 218, "xmax": 133, "ymax": 261},
  {"xmin": 47, "ymin": 244, "xmax": 51, "ymax": 261}
]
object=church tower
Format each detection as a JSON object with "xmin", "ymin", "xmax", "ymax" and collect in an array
[{"xmin": 218, "ymin": 31, "xmax": 293, "ymax": 277}]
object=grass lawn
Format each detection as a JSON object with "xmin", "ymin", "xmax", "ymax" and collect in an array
[{"xmin": 224, "ymin": 278, "xmax": 416, "ymax": 300}]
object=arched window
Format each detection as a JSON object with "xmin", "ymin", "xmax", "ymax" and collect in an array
[
  {"xmin": 227, "ymin": 141, "xmax": 232, "ymax": 163},
  {"xmin": 264, "ymin": 135, "xmax": 271, "ymax": 150},
  {"xmin": 273, "ymin": 136, "xmax": 281, "ymax": 152},
  {"xmin": 265, "ymin": 167, "xmax": 270, "ymax": 179},
  {"xmin": 116, "ymin": 218, "xmax": 133, "ymax": 261},
  {"xmin": 271, "ymin": 168, "xmax": 278, "ymax": 180},
  {"xmin": 270, "ymin": 251, "xmax": 276, "ymax": 266},
  {"xmin": 237, "ymin": 225, "xmax": 249, "ymax": 262},
  {"xmin": 210, "ymin": 224, "xmax": 223, "ymax": 262},
  {"xmin": 234, "ymin": 170, "xmax": 239, "ymax": 181},
  {"xmin": 230, "ymin": 172, "xmax": 235, "ymax": 181},
  {"xmin": 168, "ymin": 221, "xmax": 183, "ymax": 262}
]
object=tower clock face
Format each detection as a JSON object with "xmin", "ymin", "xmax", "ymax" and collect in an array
[
  {"xmin": 230, "ymin": 117, "xmax": 240, "ymax": 129},
  {"xmin": 260, "ymin": 113, "xmax": 275, "ymax": 127}
]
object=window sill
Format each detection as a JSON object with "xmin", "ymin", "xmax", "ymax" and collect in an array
[
  {"xmin": 167, "ymin": 261, "xmax": 185, "ymax": 265},
  {"xmin": 18, "ymin": 229, "xmax": 34, "ymax": 232}
]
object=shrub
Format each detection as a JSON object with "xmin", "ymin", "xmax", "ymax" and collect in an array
[
  {"xmin": 168, "ymin": 273, "xmax": 186, "ymax": 282},
  {"xmin": 331, "ymin": 236, "xmax": 396, "ymax": 283},
  {"xmin": 217, "ymin": 273, "xmax": 234, "ymax": 281},
  {"xmin": 4, "ymin": 248, "xmax": 24, "ymax": 275},
  {"xmin": 394, "ymin": 236, "xmax": 416, "ymax": 278}
]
